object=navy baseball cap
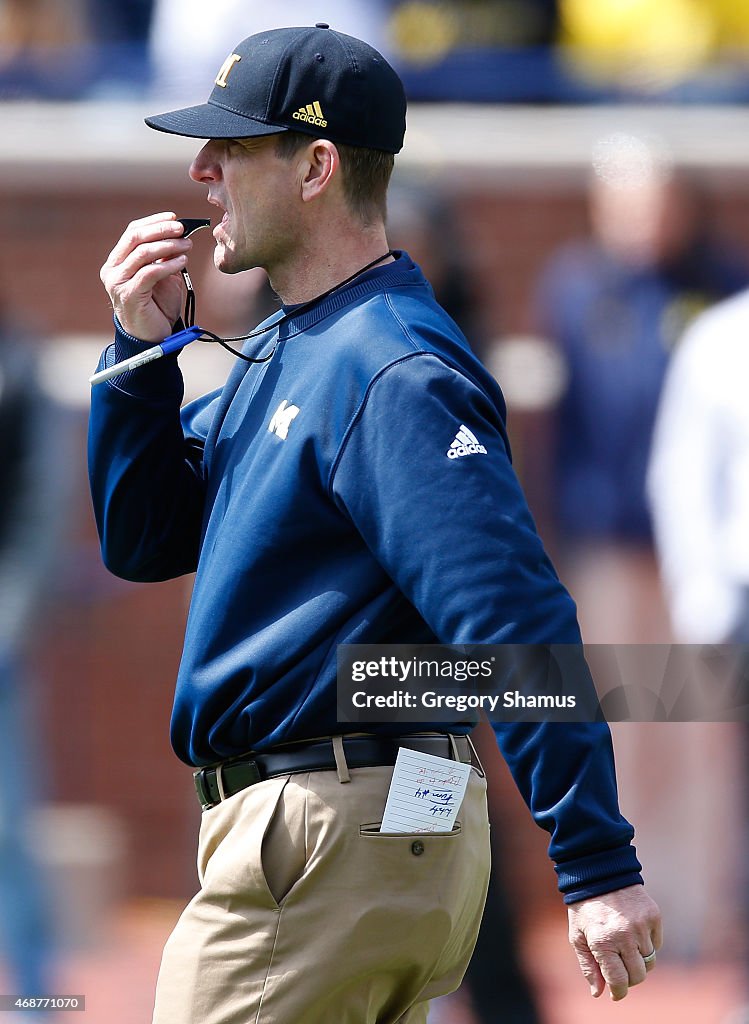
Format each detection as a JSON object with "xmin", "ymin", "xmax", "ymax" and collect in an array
[{"xmin": 145, "ymin": 24, "xmax": 406, "ymax": 154}]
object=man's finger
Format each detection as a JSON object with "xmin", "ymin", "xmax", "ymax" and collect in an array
[
  {"xmin": 572, "ymin": 944, "xmax": 605, "ymax": 997},
  {"xmin": 594, "ymin": 951, "xmax": 630, "ymax": 1001},
  {"xmin": 105, "ymin": 214, "xmax": 183, "ymax": 268},
  {"xmin": 125, "ymin": 210, "xmax": 178, "ymax": 228},
  {"xmin": 108, "ymin": 237, "xmax": 192, "ymax": 283},
  {"xmin": 121, "ymin": 255, "xmax": 189, "ymax": 300},
  {"xmin": 130, "ymin": 209, "xmax": 178, "ymax": 224},
  {"xmin": 651, "ymin": 917, "xmax": 664, "ymax": 952},
  {"xmin": 621, "ymin": 946, "xmax": 648, "ymax": 987}
]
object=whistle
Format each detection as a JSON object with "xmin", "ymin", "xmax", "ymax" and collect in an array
[{"xmin": 177, "ymin": 217, "xmax": 211, "ymax": 237}]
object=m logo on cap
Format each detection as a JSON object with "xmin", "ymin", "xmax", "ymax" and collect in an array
[{"xmin": 215, "ymin": 53, "xmax": 241, "ymax": 88}]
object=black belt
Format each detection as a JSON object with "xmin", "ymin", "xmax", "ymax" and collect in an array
[{"xmin": 193, "ymin": 733, "xmax": 472, "ymax": 811}]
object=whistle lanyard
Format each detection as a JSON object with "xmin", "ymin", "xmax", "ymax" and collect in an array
[
  {"xmin": 90, "ymin": 251, "xmax": 396, "ymax": 387},
  {"xmin": 182, "ymin": 250, "xmax": 396, "ymax": 364}
]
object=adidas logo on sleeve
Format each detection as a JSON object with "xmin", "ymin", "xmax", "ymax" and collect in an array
[{"xmin": 447, "ymin": 424, "xmax": 487, "ymax": 459}]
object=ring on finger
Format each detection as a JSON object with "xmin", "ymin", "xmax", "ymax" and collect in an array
[{"xmin": 642, "ymin": 949, "xmax": 657, "ymax": 964}]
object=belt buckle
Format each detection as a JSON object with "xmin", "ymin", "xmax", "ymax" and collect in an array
[
  {"xmin": 194, "ymin": 757, "xmax": 264, "ymax": 812},
  {"xmin": 193, "ymin": 767, "xmax": 215, "ymax": 811}
]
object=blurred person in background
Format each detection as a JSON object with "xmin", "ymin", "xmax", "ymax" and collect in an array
[
  {"xmin": 387, "ymin": 0, "xmax": 562, "ymax": 103},
  {"xmin": 647, "ymin": 289, "xmax": 749, "ymax": 1024},
  {"xmin": 533, "ymin": 132, "xmax": 748, "ymax": 643},
  {"xmin": 0, "ymin": 0, "xmax": 92, "ymax": 99},
  {"xmin": 0, "ymin": 305, "xmax": 72, "ymax": 999},
  {"xmin": 533, "ymin": 133, "xmax": 747, "ymax": 966},
  {"xmin": 85, "ymin": 0, "xmax": 155, "ymax": 96},
  {"xmin": 648, "ymin": 289, "xmax": 749, "ymax": 645},
  {"xmin": 558, "ymin": 0, "xmax": 749, "ymax": 99}
]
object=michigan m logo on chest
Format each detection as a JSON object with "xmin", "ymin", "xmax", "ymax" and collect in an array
[{"xmin": 268, "ymin": 400, "xmax": 300, "ymax": 440}]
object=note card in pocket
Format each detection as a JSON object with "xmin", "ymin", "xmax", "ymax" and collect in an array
[{"xmin": 380, "ymin": 747, "xmax": 472, "ymax": 833}]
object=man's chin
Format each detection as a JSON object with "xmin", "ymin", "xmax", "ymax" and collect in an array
[
  {"xmin": 213, "ymin": 245, "xmax": 241, "ymax": 276},
  {"xmin": 214, "ymin": 246, "xmax": 261, "ymax": 276}
]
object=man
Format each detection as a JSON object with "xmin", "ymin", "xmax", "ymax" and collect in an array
[{"xmin": 89, "ymin": 24, "xmax": 661, "ymax": 1024}]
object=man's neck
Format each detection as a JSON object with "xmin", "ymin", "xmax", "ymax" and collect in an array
[{"xmin": 268, "ymin": 223, "xmax": 393, "ymax": 305}]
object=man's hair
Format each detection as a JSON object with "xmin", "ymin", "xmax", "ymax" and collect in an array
[{"xmin": 275, "ymin": 132, "xmax": 394, "ymax": 225}]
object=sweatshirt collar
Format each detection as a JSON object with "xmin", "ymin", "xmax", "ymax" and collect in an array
[{"xmin": 278, "ymin": 251, "xmax": 423, "ymax": 336}]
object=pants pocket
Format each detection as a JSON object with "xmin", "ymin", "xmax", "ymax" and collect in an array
[
  {"xmin": 359, "ymin": 822, "xmax": 462, "ymax": 838},
  {"xmin": 197, "ymin": 775, "xmax": 305, "ymax": 912},
  {"xmin": 260, "ymin": 776, "xmax": 308, "ymax": 909},
  {"xmin": 358, "ymin": 821, "xmax": 464, "ymax": 869}
]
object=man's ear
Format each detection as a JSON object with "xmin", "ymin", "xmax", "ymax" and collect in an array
[{"xmin": 300, "ymin": 140, "xmax": 340, "ymax": 203}]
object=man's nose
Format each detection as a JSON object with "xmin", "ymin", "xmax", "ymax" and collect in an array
[{"xmin": 189, "ymin": 142, "xmax": 222, "ymax": 183}]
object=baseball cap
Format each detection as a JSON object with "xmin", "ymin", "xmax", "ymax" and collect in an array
[{"xmin": 145, "ymin": 24, "xmax": 406, "ymax": 154}]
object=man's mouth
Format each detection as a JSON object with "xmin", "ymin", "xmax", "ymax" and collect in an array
[
  {"xmin": 207, "ymin": 197, "xmax": 227, "ymax": 224},
  {"xmin": 211, "ymin": 210, "xmax": 229, "ymax": 239}
]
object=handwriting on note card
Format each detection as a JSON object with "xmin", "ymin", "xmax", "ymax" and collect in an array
[{"xmin": 380, "ymin": 747, "xmax": 472, "ymax": 833}]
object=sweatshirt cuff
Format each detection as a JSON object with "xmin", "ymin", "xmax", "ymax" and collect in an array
[
  {"xmin": 99, "ymin": 317, "xmax": 184, "ymax": 401},
  {"xmin": 555, "ymin": 843, "xmax": 643, "ymax": 904}
]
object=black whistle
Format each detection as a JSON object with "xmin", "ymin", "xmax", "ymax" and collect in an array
[{"xmin": 177, "ymin": 217, "xmax": 211, "ymax": 237}]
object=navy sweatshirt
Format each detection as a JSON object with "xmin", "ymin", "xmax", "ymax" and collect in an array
[{"xmin": 88, "ymin": 252, "xmax": 642, "ymax": 902}]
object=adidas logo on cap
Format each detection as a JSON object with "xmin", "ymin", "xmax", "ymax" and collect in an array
[
  {"xmin": 293, "ymin": 100, "xmax": 327, "ymax": 127},
  {"xmin": 447, "ymin": 424, "xmax": 487, "ymax": 459}
]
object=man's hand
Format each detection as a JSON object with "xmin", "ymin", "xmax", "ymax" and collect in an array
[
  {"xmin": 568, "ymin": 884, "xmax": 663, "ymax": 1001},
  {"xmin": 100, "ymin": 212, "xmax": 193, "ymax": 343}
]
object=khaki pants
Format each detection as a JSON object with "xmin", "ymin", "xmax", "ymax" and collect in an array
[{"xmin": 152, "ymin": 757, "xmax": 491, "ymax": 1024}]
